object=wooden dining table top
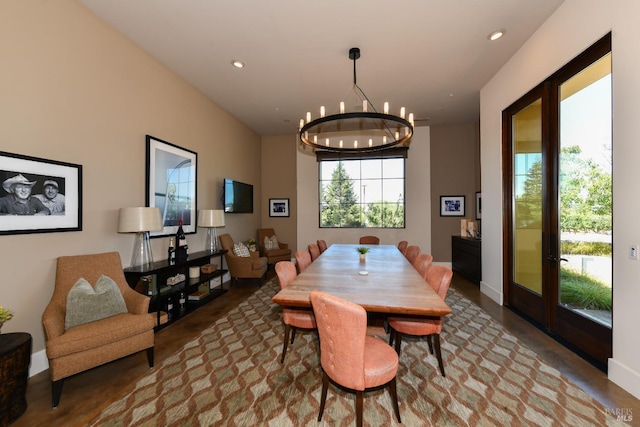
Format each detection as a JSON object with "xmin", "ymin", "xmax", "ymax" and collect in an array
[{"xmin": 271, "ymin": 244, "xmax": 452, "ymax": 317}]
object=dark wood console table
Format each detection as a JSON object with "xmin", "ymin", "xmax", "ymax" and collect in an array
[
  {"xmin": 451, "ymin": 236, "xmax": 482, "ymax": 285},
  {"xmin": 0, "ymin": 332, "xmax": 31, "ymax": 427}
]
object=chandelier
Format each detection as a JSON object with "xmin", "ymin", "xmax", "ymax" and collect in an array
[{"xmin": 298, "ymin": 47, "xmax": 414, "ymax": 153}]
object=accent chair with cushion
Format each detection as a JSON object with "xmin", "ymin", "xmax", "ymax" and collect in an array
[
  {"xmin": 219, "ymin": 233, "xmax": 267, "ymax": 286},
  {"xmin": 388, "ymin": 265, "xmax": 453, "ymax": 376},
  {"xmin": 310, "ymin": 290, "xmax": 401, "ymax": 426},
  {"xmin": 359, "ymin": 235, "xmax": 380, "ymax": 245},
  {"xmin": 42, "ymin": 252, "xmax": 158, "ymax": 407},
  {"xmin": 274, "ymin": 261, "xmax": 317, "ymax": 362},
  {"xmin": 258, "ymin": 228, "xmax": 291, "ymax": 266}
]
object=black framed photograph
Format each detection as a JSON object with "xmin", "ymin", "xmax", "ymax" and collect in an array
[
  {"xmin": 146, "ymin": 135, "xmax": 197, "ymax": 237},
  {"xmin": 475, "ymin": 191, "xmax": 482, "ymax": 220},
  {"xmin": 0, "ymin": 151, "xmax": 82, "ymax": 235},
  {"xmin": 440, "ymin": 195, "xmax": 465, "ymax": 217},
  {"xmin": 269, "ymin": 198, "xmax": 290, "ymax": 217}
]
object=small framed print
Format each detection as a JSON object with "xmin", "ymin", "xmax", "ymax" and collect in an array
[
  {"xmin": 475, "ymin": 191, "xmax": 482, "ymax": 220},
  {"xmin": 269, "ymin": 198, "xmax": 290, "ymax": 217},
  {"xmin": 0, "ymin": 151, "xmax": 82, "ymax": 235},
  {"xmin": 440, "ymin": 195, "xmax": 465, "ymax": 217}
]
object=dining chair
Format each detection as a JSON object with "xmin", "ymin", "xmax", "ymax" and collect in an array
[
  {"xmin": 388, "ymin": 265, "xmax": 453, "ymax": 376},
  {"xmin": 275, "ymin": 261, "xmax": 317, "ymax": 363},
  {"xmin": 309, "ymin": 291, "xmax": 401, "ymax": 427},
  {"xmin": 397, "ymin": 240, "xmax": 408, "ymax": 254},
  {"xmin": 317, "ymin": 239, "xmax": 328, "ymax": 254},
  {"xmin": 308, "ymin": 243, "xmax": 321, "ymax": 261},
  {"xmin": 359, "ymin": 235, "xmax": 380, "ymax": 245},
  {"xmin": 412, "ymin": 253, "xmax": 433, "ymax": 279},
  {"xmin": 404, "ymin": 245, "xmax": 420, "ymax": 265},
  {"xmin": 294, "ymin": 250, "xmax": 312, "ymax": 274}
]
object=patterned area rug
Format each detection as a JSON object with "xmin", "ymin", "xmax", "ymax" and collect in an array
[{"xmin": 86, "ymin": 279, "xmax": 627, "ymax": 426}]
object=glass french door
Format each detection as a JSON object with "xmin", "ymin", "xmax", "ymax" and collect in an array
[{"xmin": 503, "ymin": 34, "xmax": 612, "ymax": 368}]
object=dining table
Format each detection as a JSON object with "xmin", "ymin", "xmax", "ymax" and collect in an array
[{"xmin": 272, "ymin": 244, "xmax": 452, "ymax": 317}]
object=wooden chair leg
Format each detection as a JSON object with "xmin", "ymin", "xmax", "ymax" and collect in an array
[
  {"xmin": 290, "ymin": 326, "xmax": 297, "ymax": 344},
  {"xmin": 52, "ymin": 379, "xmax": 64, "ymax": 408},
  {"xmin": 433, "ymin": 334, "xmax": 445, "ymax": 377},
  {"xmin": 426, "ymin": 334, "xmax": 434, "ymax": 354},
  {"xmin": 388, "ymin": 329, "xmax": 395, "ymax": 346},
  {"xmin": 394, "ymin": 332, "xmax": 402, "ymax": 355},
  {"xmin": 389, "ymin": 377, "xmax": 401, "ymax": 423},
  {"xmin": 146, "ymin": 347, "xmax": 154, "ymax": 368},
  {"xmin": 356, "ymin": 390, "xmax": 364, "ymax": 427},
  {"xmin": 318, "ymin": 370, "xmax": 329, "ymax": 421},
  {"xmin": 281, "ymin": 324, "xmax": 291, "ymax": 363}
]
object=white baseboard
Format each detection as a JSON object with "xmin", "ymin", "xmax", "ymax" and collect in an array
[
  {"xmin": 432, "ymin": 261, "xmax": 452, "ymax": 268},
  {"xmin": 29, "ymin": 349, "xmax": 49, "ymax": 377},
  {"xmin": 480, "ymin": 281, "xmax": 503, "ymax": 305},
  {"xmin": 608, "ymin": 358, "xmax": 640, "ymax": 400}
]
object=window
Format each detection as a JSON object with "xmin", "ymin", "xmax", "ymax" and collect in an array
[{"xmin": 318, "ymin": 157, "xmax": 405, "ymax": 228}]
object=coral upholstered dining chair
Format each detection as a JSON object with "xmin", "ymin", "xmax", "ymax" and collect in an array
[
  {"xmin": 404, "ymin": 245, "xmax": 420, "ymax": 265},
  {"xmin": 294, "ymin": 250, "xmax": 312, "ymax": 274},
  {"xmin": 275, "ymin": 261, "xmax": 316, "ymax": 363},
  {"xmin": 317, "ymin": 239, "xmax": 328, "ymax": 254},
  {"xmin": 308, "ymin": 243, "xmax": 321, "ymax": 261},
  {"xmin": 359, "ymin": 235, "xmax": 380, "ymax": 245},
  {"xmin": 310, "ymin": 291, "xmax": 401, "ymax": 427},
  {"xmin": 412, "ymin": 253, "xmax": 434, "ymax": 280},
  {"xmin": 397, "ymin": 240, "xmax": 408, "ymax": 254},
  {"xmin": 388, "ymin": 265, "xmax": 453, "ymax": 377}
]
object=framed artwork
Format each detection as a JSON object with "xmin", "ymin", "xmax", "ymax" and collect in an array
[
  {"xmin": 269, "ymin": 198, "xmax": 290, "ymax": 217},
  {"xmin": 146, "ymin": 135, "xmax": 197, "ymax": 237},
  {"xmin": 475, "ymin": 191, "xmax": 482, "ymax": 220},
  {"xmin": 440, "ymin": 195, "xmax": 465, "ymax": 217},
  {"xmin": 0, "ymin": 151, "xmax": 82, "ymax": 235}
]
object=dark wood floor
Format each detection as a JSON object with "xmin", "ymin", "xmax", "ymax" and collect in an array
[{"xmin": 13, "ymin": 273, "xmax": 640, "ymax": 427}]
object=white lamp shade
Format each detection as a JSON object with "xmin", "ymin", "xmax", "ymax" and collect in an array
[
  {"xmin": 118, "ymin": 207, "xmax": 163, "ymax": 233},
  {"xmin": 198, "ymin": 209, "xmax": 225, "ymax": 228}
]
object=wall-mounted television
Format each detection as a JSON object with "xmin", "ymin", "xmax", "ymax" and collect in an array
[{"xmin": 223, "ymin": 178, "xmax": 253, "ymax": 213}]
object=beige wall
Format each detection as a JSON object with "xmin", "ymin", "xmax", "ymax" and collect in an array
[
  {"xmin": 430, "ymin": 124, "xmax": 480, "ymax": 261},
  {"xmin": 0, "ymin": 0, "xmax": 262, "ymax": 374},
  {"xmin": 481, "ymin": 0, "xmax": 640, "ymax": 397},
  {"xmin": 260, "ymin": 135, "xmax": 298, "ymax": 252},
  {"xmin": 296, "ymin": 126, "xmax": 432, "ymax": 255}
]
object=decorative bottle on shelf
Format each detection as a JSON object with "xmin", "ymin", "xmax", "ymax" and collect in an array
[
  {"xmin": 176, "ymin": 220, "xmax": 188, "ymax": 262},
  {"xmin": 166, "ymin": 298, "xmax": 174, "ymax": 322},
  {"xmin": 168, "ymin": 237, "xmax": 176, "ymax": 264},
  {"xmin": 179, "ymin": 291, "xmax": 186, "ymax": 313}
]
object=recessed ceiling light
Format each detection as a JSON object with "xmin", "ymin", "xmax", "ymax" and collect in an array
[
  {"xmin": 231, "ymin": 59, "xmax": 245, "ymax": 69},
  {"xmin": 487, "ymin": 29, "xmax": 505, "ymax": 41}
]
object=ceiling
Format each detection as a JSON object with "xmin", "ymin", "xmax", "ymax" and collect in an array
[{"xmin": 79, "ymin": 0, "xmax": 564, "ymax": 136}]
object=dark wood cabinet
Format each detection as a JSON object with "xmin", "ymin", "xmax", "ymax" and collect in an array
[
  {"xmin": 452, "ymin": 236, "xmax": 481, "ymax": 285},
  {"xmin": 124, "ymin": 250, "xmax": 227, "ymax": 329}
]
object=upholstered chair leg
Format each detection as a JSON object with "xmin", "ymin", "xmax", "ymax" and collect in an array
[
  {"xmin": 388, "ymin": 329, "xmax": 395, "ymax": 346},
  {"xmin": 389, "ymin": 377, "xmax": 401, "ymax": 423},
  {"xmin": 426, "ymin": 334, "xmax": 434, "ymax": 354},
  {"xmin": 52, "ymin": 379, "xmax": 64, "ymax": 408},
  {"xmin": 318, "ymin": 370, "xmax": 329, "ymax": 421},
  {"xmin": 356, "ymin": 390, "xmax": 364, "ymax": 427},
  {"xmin": 290, "ymin": 326, "xmax": 297, "ymax": 344},
  {"xmin": 146, "ymin": 347, "xmax": 154, "ymax": 367},
  {"xmin": 394, "ymin": 332, "xmax": 402, "ymax": 355},
  {"xmin": 433, "ymin": 334, "xmax": 445, "ymax": 377},
  {"xmin": 281, "ymin": 324, "xmax": 291, "ymax": 363}
]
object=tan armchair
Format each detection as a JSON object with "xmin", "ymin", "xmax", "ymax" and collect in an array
[
  {"xmin": 258, "ymin": 228, "xmax": 291, "ymax": 265},
  {"xmin": 42, "ymin": 252, "xmax": 157, "ymax": 408},
  {"xmin": 219, "ymin": 233, "xmax": 267, "ymax": 286}
]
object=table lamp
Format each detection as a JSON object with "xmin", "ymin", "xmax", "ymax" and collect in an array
[
  {"xmin": 198, "ymin": 209, "xmax": 225, "ymax": 252},
  {"xmin": 118, "ymin": 207, "xmax": 163, "ymax": 268}
]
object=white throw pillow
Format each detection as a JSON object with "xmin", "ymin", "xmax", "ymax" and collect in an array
[
  {"xmin": 264, "ymin": 235, "xmax": 279, "ymax": 251},
  {"xmin": 233, "ymin": 242, "xmax": 250, "ymax": 257}
]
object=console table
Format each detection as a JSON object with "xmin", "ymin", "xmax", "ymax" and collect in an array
[
  {"xmin": 0, "ymin": 332, "xmax": 31, "ymax": 427},
  {"xmin": 124, "ymin": 250, "xmax": 228, "ymax": 329},
  {"xmin": 451, "ymin": 236, "xmax": 481, "ymax": 285}
]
